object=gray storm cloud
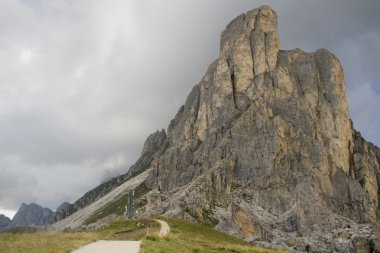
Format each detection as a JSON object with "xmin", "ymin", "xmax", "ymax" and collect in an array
[{"xmin": 0, "ymin": 0, "xmax": 379, "ymax": 215}]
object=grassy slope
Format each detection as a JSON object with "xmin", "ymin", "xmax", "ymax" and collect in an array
[
  {"xmin": 0, "ymin": 218, "xmax": 287, "ymax": 253},
  {"xmin": 0, "ymin": 219, "xmax": 159, "ymax": 253},
  {"xmin": 0, "ymin": 232, "xmax": 99, "ymax": 253},
  {"xmin": 141, "ymin": 218, "xmax": 287, "ymax": 253}
]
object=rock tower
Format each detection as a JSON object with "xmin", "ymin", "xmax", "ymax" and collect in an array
[{"xmin": 142, "ymin": 6, "xmax": 380, "ymax": 252}]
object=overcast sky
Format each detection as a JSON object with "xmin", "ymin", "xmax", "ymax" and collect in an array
[{"xmin": 0, "ymin": 0, "xmax": 379, "ymax": 218}]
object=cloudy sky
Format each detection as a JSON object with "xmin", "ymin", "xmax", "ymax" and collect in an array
[{"xmin": 0, "ymin": 0, "xmax": 379, "ymax": 218}]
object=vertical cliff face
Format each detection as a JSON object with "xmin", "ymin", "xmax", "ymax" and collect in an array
[{"xmin": 143, "ymin": 5, "xmax": 380, "ymax": 252}]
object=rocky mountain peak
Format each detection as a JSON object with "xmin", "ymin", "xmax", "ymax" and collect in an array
[
  {"xmin": 7, "ymin": 203, "xmax": 54, "ymax": 229},
  {"xmin": 141, "ymin": 5, "xmax": 379, "ymax": 252},
  {"xmin": 49, "ymin": 5, "xmax": 379, "ymax": 252},
  {"xmin": 141, "ymin": 129, "xmax": 167, "ymax": 156},
  {"xmin": 19, "ymin": 203, "xmax": 27, "ymax": 210},
  {"xmin": 220, "ymin": 5, "xmax": 280, "ymax": 77},
  {"xmin": 0, "ymin": 214, "xmax": 11, "ymax": 231},
  {"xmin": 56, "ymin": 202, "xmax": 70, "ymax": 212}
]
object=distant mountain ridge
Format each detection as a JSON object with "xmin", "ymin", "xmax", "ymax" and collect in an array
[
  {"xmin": 0, "ymin": 214, "xmax": 11, "ymax": 231},
  {"xmin": 5, "ymin": 203, "xmax": 54, "ymax": 229}
]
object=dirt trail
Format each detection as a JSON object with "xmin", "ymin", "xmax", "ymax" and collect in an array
[{"xmin": 155, "ymin": 219, "xmax": 170, "ymax": 236}]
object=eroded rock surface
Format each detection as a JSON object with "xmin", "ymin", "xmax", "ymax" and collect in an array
[{"xmin": 140, "ymin": 5, "xmax": 379, "ymax": 253}]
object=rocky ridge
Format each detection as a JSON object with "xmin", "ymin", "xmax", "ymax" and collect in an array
[
  {"xmin": 137, "ymin": 5, "xmax": 380, "ymax": 253},
  {"xmin": 6, "ymin": 203, "xmax": 54, "ymax": 229},
  {"xmin": 0, "ymin": 214, "xmax": 11, "ymax": 231}
]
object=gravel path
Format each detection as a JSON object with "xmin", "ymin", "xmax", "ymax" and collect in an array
[{"xmin": 71, "ymin": 240, "xmax": 141, "ymax": 253}]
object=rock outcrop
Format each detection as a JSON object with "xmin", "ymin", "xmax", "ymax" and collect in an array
[
  {"xmin": 0, "ymin": 214, "xmax": 11, "ymax": 231},
  {"xmin": 138, "ymin": 5, "xmax": 380, "ymax": 252},
  {"xmin": 6, "ymin": 203, "xmax": 54, "ymax": 229},
  {"xmin": 53, "ymin": 129, "xmax": 166, "ymax": 222}
]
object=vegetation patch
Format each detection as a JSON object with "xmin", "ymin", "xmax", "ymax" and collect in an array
[
  {"xmin": 146, "ymin": 234, "xmax": 161, "ymax": 241},
  {"xmin": 3, "ymin": 226, "xmax": 39, "ymax": 234},
  {"xmin": 0, "ymin": 231, "xmax": 100, "ymax": 253},
  {"xmin": 98, "ymin": 218, "xmax": 159, "ymax": 241},
  {"xmin": 84, "ymin": 182, "xmax": 150, "ymax": 225},
  {"xmin": 134, "ymin": 182, "xmax": 150, "ymax": 200},
  {"xmin": 201, "ymin": 208, "xmax": 219, "ymax": 227},
  {"xmin": 141, "ymin": 218, "xmax": 288, "ymax": 253},
  {"xmin": 84, "ymin": 194, "xmax": 129, "ymax": 225}
]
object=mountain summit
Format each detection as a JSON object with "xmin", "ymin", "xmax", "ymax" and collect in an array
[
  {"xmin": 140, "ymin": 5, "xmax": 379, "ymax": 252},
  {"xmin": 6, "ymin": 203, "xmax": 54, "ymax": 229},
  {"xmin": 0, "ymin": 214, "xmax": 11, "ymax": 231},
  {"xmin": 52, "ymin": 5, "xmax": 379, "ymax": 252}
]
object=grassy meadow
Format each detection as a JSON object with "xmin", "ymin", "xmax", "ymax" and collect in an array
[
  {"xmin": 0, "ymin": 218, "xmax": 286, "ymax": 253},
  {"xmin": 0, "ymin": 219, "xmax": 158, "ymax": 253},
  {"xmin": 141, "ymin": 218, "xmax": 287, "ymax": 253}
]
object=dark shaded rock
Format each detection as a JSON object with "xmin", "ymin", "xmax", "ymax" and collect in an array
[
  {"xmin": 370, "ymin": 238, "xmax": 380, "ymax": 253},
  {"xmin": 353, "ymin": 236, "xmax": 370, "ymax": 253}
]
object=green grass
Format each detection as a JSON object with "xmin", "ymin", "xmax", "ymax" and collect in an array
[
  {"xmin": 0, "ymin": 218, "xmax": 287, "ymax": 253},
  {"xmin": 0, "ymin": 218, "xmax": 159, "ymax": 253},
  {"xmin": 141, "ymin": 218, "xmax": 287, "ymax": 253},
  {"xmin": 0, "ymin": 231, "xmax": 100, "ymax": 253},
  {"xmin": 98, "ymin": 218, "xmax": 159, "ymax": 241},
  {"xmin": 3, "ymin": 226, "xmax": 39, "ymax": 234}
]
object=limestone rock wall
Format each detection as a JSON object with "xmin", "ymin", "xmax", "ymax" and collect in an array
[{"xmin": 143, "ymin": 5, "xmax": 380, "ymax": 252}]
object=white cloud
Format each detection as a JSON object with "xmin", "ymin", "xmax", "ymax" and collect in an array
[
  {"xmin": 0, "ymin": 208, "xmax": 16, "ymax": 219},
  {"xmin": 19, "ymin": 49, "xmax": 36, "ymax": 64}
]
